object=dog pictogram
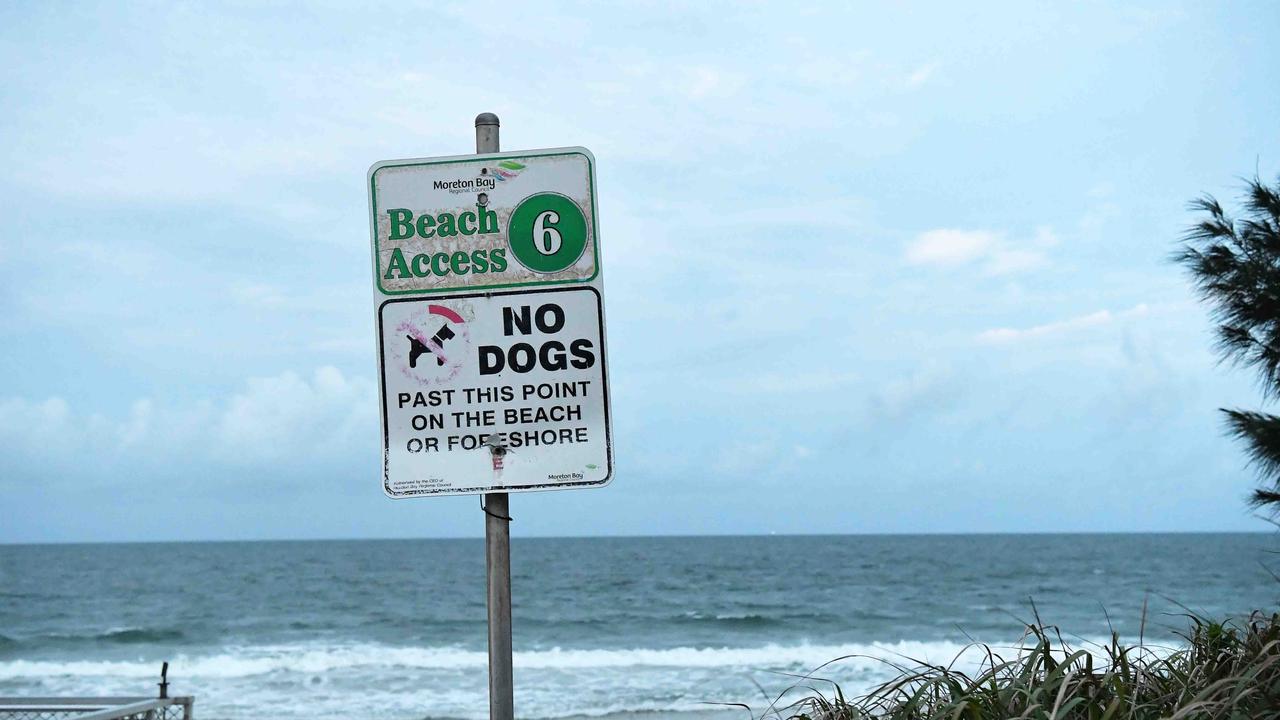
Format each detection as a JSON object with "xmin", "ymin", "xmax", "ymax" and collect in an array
[
  {"xmin": 408, "ymin": 324, "xmax": 456, "ymax": 367},
  {"xmin": 393, "ymin": 304, "xmax": 469, "ymax": 386}
]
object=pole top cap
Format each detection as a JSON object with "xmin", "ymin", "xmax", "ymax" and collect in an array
[{"xmin": 475, "ymin": 112, "xmax": 500, "ymax": 127}]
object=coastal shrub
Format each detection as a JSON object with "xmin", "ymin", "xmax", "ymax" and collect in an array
[{"xmin": 754, "ymin": 611, "xmax": 1280, "ymax": 720}]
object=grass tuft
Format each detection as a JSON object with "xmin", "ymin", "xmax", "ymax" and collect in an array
[{"xmin": 754, "ymin": 611, "xmax": 1280, "ymax": 720}]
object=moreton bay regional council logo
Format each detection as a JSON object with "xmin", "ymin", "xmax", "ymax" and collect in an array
[
  {"xmin": 391, "ymin": 304, "xmax": 470, "ymax": 386},
  {"xmin": 486, "ymin": 160, "xmax": 526, "ymax": 182},
  {"xmin": 436, "ymin": 161, "xmax": 528, "ymax": 195}
]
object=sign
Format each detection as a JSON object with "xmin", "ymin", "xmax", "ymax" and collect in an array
[
  {"xmin": 369, "ymin": 149, "xmax": 599, "ymax": 295},
  {"xmin": 367, "ymin": 148, "xmax": 612, "ymax": 497}
]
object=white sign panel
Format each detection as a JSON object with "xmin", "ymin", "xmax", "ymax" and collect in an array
[
  {"xmin": 367, "ymin": 148, "xmax": 612, "ymax": 497},
  {"xmin": 369, "ymin": 148, "xmax": 599, "ymax": 296}
]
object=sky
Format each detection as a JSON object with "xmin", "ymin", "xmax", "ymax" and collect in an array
[{"xmin": 1, "ymin": 2, "xmax": 1278, "ymax": 543}]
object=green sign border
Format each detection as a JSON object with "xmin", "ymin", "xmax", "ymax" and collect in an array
[{"xmin": 368, "ymin": 148, "xmax": 600, "ymax": 296}]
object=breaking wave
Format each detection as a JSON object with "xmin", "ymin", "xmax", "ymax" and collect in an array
[{"xmin": 0, "ymin": 638, "xmax": 1002, "ymax": 679}]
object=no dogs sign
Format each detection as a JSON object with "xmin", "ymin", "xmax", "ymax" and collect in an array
[{"xmin": 367, "ymin": 148, "xmax": 613, "ymax": 497}]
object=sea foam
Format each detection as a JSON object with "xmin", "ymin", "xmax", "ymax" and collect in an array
[{"xmin": 0, "ymin": 637, "xmax": 1045, "ymax": 678}]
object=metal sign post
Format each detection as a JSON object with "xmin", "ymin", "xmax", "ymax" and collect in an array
[
  {"xmin": 475, "ymin": 112, "xmax": 514, "ymax": 720},
  {"xmin": 366, "ymin": 111, "xmax": 613, "ymax": 720}
]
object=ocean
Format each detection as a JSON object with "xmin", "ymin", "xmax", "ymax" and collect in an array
[{"xmin": 1, "ymin": 534, "xmax": 1276, "ymax": 719}]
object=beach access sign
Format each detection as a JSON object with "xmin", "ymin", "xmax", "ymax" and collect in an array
[{"xmin": 367, "ymin": 148, "xmax": 612, "ymax": 498}]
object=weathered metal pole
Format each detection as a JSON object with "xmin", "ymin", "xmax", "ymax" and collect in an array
[{"xmin": 475, "ymin": 111, "xmax": 514, "ymax": 720}]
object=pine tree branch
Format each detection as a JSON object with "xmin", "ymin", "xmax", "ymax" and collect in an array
[
  {"xmin": 1178, "ymin": 176, "xmax": 1280, "ymax": 400},
  {"xmin": 1222, "ymin": 409, "xmax": 1280, "ymax": 513}
]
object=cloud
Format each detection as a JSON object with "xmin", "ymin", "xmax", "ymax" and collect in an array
[
  {"xmin": 0, "ymin": 396, "xmax": 72, "ymax": 448},
  {"xmin": 905, "ymin": 226, "xmax": 1055, "ymax": 275},
  {"xmin": 117, "ymin": 399, "xmax": 152, "ymax": 446},
  {"xmin": 216, "ymin": 366, "xmax": 376, "ymax": 464},
  {"xmin": 230, "ymin": 282, "xmax": 290, "ymax": 309},
  {"xmin": 720, "ymin": 370, "xmax": 860, "ymax": 394},
  {"xmin": 682, "ymin": 66, "xmax": 745, "ymax": 100},
  {"xmin": 708, "ymin": 435, "xmax": 816, "ymax": 479},
  {"xmin": 0, "ymin": 367, "xmax": 377, "ymax": 484},
  {"xmin": 905, "ymin": 229, "xmax": 999, "ymax": 265},
  {"xmin": 905, "ymin": 62, "xmax": 939, "ymax": 88},
  {"xmin": 868, "ymin": 364, "xmax": 957, "ymax": 422},
  {"xmin": 983, "ymin": 248, "xmax": 1047, "ymax": 275},
  {"xmin": 977, "ymin": 303, "xmax": 1150, "ymax": 344}
]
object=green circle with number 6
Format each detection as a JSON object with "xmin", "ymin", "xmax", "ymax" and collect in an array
[{"xmin": 507, "ymin": 193, "xmax": 588, "ymax": 273}]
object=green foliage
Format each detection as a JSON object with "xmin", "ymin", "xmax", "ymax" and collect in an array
[
  {"xmin": 1175, "ymin": 176, "xmax": 1280, "ymax": 510},
  {"xmin": 749, "ymin": 612, "xmax": 1280, "ymax": 720}
]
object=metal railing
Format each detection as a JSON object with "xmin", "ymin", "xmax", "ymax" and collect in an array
[
  {"xmin": 0, "ymin": 664, "xmax": 193, "ymax": 720},
  {"xmin": 0, "ymin": 697, "xmax": 193, "ymax": 720}
]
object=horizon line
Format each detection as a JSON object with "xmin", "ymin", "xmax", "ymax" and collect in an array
[{"xmin": 1, "ymin": 528, "xmax": 1273, "ymax": 547}]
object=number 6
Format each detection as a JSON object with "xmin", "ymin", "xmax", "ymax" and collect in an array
[{"xmin": 532, "ymin": 210, "xmax": 562, "ymax": 255}]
